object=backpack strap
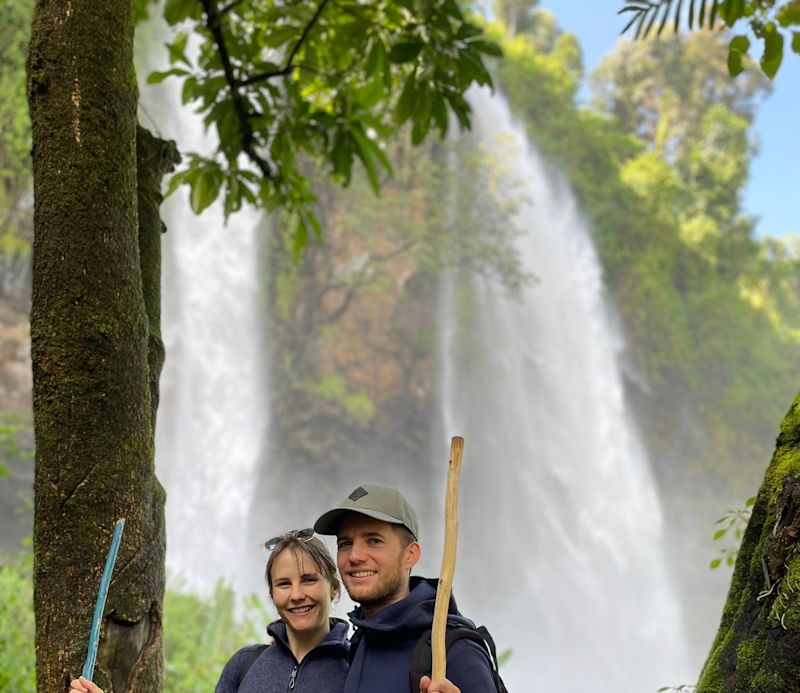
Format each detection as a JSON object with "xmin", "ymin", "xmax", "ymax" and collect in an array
[
  {"xmin": 235, "ymin": 644, "xmax": 269, "ymax": 690},
  {"xmin": 408, "ymin": 622, "xmax": 508, "ymax": 693}
]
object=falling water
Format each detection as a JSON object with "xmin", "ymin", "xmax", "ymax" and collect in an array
[
  {"xmin": 436, "ymin": 88, "xmax": 692, "ymax": 691},
  {"xmin": 140, "ymin": 44, "xmax": 269, "ymax": 596},
  {"xmin": 141, "ymin": 21, "xmax": 693, "ymax": 684}
]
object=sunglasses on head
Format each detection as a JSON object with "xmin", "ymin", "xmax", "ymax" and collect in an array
[{"xmin": 264, "ymin": 527, "xmax": 315, "ymax": 551}]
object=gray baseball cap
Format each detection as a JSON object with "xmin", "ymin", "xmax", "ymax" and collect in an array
[{"xmin": 314, "ymin": 483, "xmax": 419, "ymax": 540}]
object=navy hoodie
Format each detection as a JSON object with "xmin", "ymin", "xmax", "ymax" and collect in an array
[
  {"xmin": 215, "ymin": 618, "xmax": 349, "ymax": 693},
  {"xmin": 344, "ymin": 577, "xmax": 497, "ymax": 693}
]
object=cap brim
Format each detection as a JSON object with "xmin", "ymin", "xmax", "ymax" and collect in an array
[{"xmin": 314, "ymin": 507, "xmax": 409, "ymax": 536}]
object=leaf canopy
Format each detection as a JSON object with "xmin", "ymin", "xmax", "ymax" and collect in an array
[{"xmin": 146, "ymin": 0, "xmax": 501, "ymax": 253}]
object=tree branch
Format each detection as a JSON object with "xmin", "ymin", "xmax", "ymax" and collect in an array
[
  {"xmin": 200, "ymin": 0, "xmax": 272, "ymax": 176},
  {"xmin": 240, "ymin": 0, "xmax": 332, "ymax": 87}
]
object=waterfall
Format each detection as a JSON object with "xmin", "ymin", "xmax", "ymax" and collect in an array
[
  {"xmin": 140, "ymin": 46, "xmax": 269, "ymax": 597},
  {"xmin": 155, "ymin": 198, "xmax": 268, "ymax": 597},
  {"xmin": 436, "ymin": 88, "xmax": 692, "ymax": 691},
  {"xmin": 141, "ymin": 22, "xmax": 693, "ymax": 684}
]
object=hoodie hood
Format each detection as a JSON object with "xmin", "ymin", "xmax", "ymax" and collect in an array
[
  {"xmin": 348, "ymin": 576, "xmax": 471, "ymax": 636},
  {"xmin": 341, "ymin": 576, "xmax": 493, "ymax": 693}
]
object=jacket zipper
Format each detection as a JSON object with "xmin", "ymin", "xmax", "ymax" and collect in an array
[{"xmin": 287, "ymin": 663, "xmax": 298, "ymax": 691}]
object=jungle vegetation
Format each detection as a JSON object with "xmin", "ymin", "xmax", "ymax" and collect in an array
[{"xmin": 1, "ymin": 0, "xmax": 799, "ymax": 690}]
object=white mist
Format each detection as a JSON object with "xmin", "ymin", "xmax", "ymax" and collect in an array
[{"xmin": 436, "ymin": 87, "xmax": 692, "ymax": 691}]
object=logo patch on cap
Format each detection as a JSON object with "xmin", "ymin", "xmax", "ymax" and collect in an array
[{"xmin": 348, "ymin": 486, "xmax": 368, "ymax": 502}]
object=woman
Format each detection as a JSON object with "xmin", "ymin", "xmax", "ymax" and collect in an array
[{"xmin": 70, "ymin": 528, "xmax": 349, "ymax": 693}]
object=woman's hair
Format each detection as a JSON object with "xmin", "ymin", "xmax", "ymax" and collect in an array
[{"xmin": 265, "ymin": 532, "xmax": 341, "ymax": 599}]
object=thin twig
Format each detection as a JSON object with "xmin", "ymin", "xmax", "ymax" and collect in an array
[{"xmin": 241, "ymin": 0, "xmax": 332, "ymax": 86}]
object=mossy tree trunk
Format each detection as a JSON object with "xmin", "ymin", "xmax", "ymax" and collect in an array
[
  {"xmin": 27, "ymin": 2, "xmax": 177, "ymax": 690},
  {"xmin": 697, "ymin": 393, "xmax": 800, "ymax": 692}
]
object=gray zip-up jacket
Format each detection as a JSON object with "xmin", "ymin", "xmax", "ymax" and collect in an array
[{"xmin": 215, "ymin": 618, "xmax": 349, "ymax": 693}]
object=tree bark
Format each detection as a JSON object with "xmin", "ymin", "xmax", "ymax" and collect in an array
[
  {"xmin": 697, "ymin": 393, "xmax": 800, "ymax": 692},
  {"xmin": 27, "ymin": 2, "xmax": 176, "ymax": 690}
]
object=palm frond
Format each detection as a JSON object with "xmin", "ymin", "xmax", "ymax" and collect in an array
[{"xmin": 619, "ymin": 0, "xmax": 723, "ymax": 37}]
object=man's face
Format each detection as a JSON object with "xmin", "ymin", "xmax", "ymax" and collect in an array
[{"xmin": 336, "ymin": 513, "xmax": 420, "ymax": 617}]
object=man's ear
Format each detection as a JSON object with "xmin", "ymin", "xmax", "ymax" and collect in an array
[{"xmin": 403, "ymin": 541, "xmax": 421, "ymax": 571}]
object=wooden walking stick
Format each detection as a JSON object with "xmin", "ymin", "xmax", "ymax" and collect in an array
[{"xmin": 431, "ymin": 436, "xmax": 464, "ymax": 681}]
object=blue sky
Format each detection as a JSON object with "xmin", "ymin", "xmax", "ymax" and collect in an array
[{"xmin": 540, "ymin": 0, "xmax": 798, "ymax": 239}]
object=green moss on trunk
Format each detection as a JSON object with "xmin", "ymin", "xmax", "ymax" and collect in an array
[
  {"xmin": 697, "ymin": 394, "xmax": 800, "ymax": 692},
  {"xmin": 27, "ymin": 4, "xmax": 175, "ymax": 690}
]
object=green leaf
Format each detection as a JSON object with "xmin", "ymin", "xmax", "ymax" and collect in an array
[
  {"xmin": 761, "ymin": 25, "xmax": 784, "ymax": 78},
  {"xmin": 389, "ymin": 41, "xmax": 424, "ymax": 64},
  {"xmin": 468, "ymin": 39, "xmax": 503, "ymax": 58},
  {"xmin": 745, "ymin": 496, "xmax": 756, "ymax": 507},
  {"xmin": 710, "ymin": 558, "xmax": 722, "ymax": 569},
  {"xmin": 777, "ymin": 1, "xmax": 800, "ymax": 28},
  {"xmin": 223, "ymin": 176, "xmax": 240, "ymax": 219},
  {"xmin": 365, "ymin": 38, "xmax": 387, "ymax": 78},
  {"xmin": 261, "ymin": 24, "xmax": 300, "ymax": 49},
  {"xmin": 395, "ymin": 72, "xmax": 418, "ymax": 125},
  {"xmin": 727, "ymin": 34, "xmax": 750, "ymax": 76},
  {"xmin": 181, "ymin": 76, "xmax": 198, "ymax": 104},
  {"xmin": 165, "ymin": 167, "xmax": 197, "ymax": 198},
  {"xmin": 190, "ymin": 166, "xmax": 223, "ymax": 214},
  {"xmin": 351, "ymin": 126, "xmax": 393, "ymax": 194},
  {"xmin": 431, "ymin": 94, "xmax": 448, "ymax": 136},
  {"xmin": 356, "ymin": 76, "xmax": 385, "ymax": 110},
  {"xmin": 168, "ymin": 33, "xmax": 191, "ymax": 66},
  {"xmin": 455, "ymin": 22, "xmax": 483, "ymax": 40},
  {"xmin": 352, "ymin": 126, "xmax": 392, "ymax": 174},
  {"xmin": 163, "ymin": 0, "xmax": 202, "ymax": 25},
  {"xmin": 719, "ymin": 0, "xmax": 746, "ymax": 26},
  {"xmin": 713, "ymin": 528, "xmax": 727, "ymax": 541},
  {"xmin": 330, "ymin": 130, "xmax": 354, "ymax": 183},
  {"xmin": 293, "ymin": 217, "xmax": 309, "ymax": 260},
  {"xmin": 306, "ymin": 209, "xmax": 323, "ymax": 243},
  {"xmin": 351, "ymin": 131, "xmax": 380, "ymax": 194},
  {"xmin": 411, "ymin": 113, "xmax": 430, "ymax": 145},
  {"xmin": 793, "ymin": 31, "xmax": 800, "ymax": 54},
  {"xmin": 147, "ymin": 67, "xmax": 189, "ymax": 84}
]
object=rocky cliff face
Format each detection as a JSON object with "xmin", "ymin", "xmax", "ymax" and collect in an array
[{"xmin": 266, "ymin": 180, "xmax": 440, "ymax": 475}]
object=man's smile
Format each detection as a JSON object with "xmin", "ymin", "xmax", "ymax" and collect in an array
[{"xmin": 349, "ymin": 570, "xmax": 377, "ymax": 578}]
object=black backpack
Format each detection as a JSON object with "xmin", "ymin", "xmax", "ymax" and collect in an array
[
  {"xmin": 235, "ymin": 643, "xmax": 269, "ymax": 689},
  {"xmin": 349, "ymin": 617, "xmax": 509, "ymax": 693}
]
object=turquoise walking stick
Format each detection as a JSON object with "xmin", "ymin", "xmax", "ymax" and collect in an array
[{"xmin": 82, "ymin": 518, "xmax": 125, "ymax": 681}]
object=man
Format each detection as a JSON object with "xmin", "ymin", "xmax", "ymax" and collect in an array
[{"xmin": 314, "ymin": 483, "xmax": 498, "ymax": 693}]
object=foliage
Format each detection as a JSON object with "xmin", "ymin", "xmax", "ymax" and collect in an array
[
  {"xmin": 163, "ymin": 580, "xmax": 270, "ymax": 691},
  {"xmin": 619, "ymin": 0, "xmax": 800, "ymax": 77},
  {"xmin": 147, "ymin": 0, "xmax": 501, "ymax": 253},
  {"xmin": 0, "ymin": 414, "xmax": 33, "ymax": 478},
  {"xmin": 267, "ymin": 133, "xmax": 528, "ymax": 462},
  {"xmin": 0, "ymin": 549, "xmax": 270, "ymax": 693},
  {"xmin": 710, "ymin": 496, "xmax": 755, "ymax": 568},
  {"xmin": 493, "ymin": 15, "xmax": 800, "ymax": 498},
  {"xmin": 0, "ymin": 547, "xmax": 35, "ymax": 693},
  {"xmin": 0, "ymin": 0, "xmax": 34, "ymax": 260}
]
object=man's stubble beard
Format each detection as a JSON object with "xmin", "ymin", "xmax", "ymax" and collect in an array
[{"xmin": 346, "ymin": 557, "xmax": 408, "ymax": 614}]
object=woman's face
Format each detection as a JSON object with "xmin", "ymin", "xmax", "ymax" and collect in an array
[{"xmin": 270, "ymin": 547, "xmax": 336, "ymax": 638}]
